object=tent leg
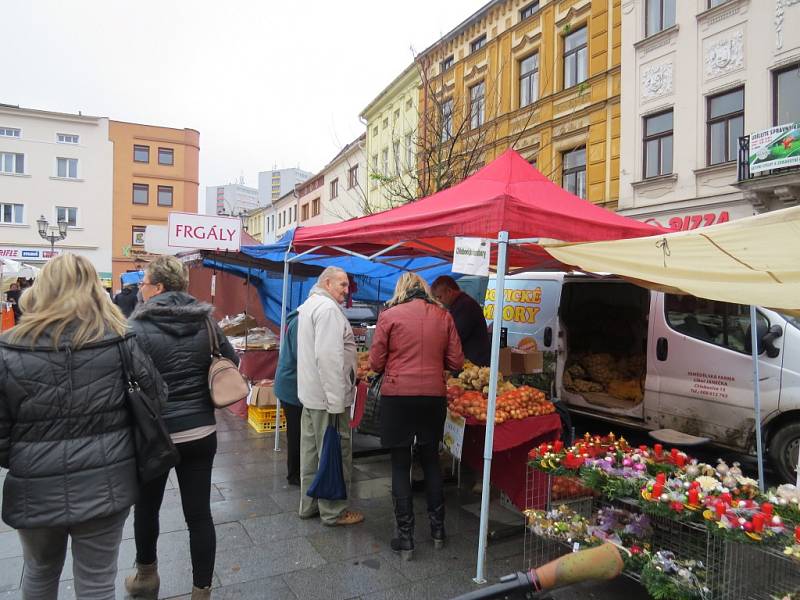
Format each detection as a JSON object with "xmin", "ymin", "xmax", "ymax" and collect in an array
[
  {"xmin": 275, "ymin": 258, "xmax": 291, "ymax": 452},
  {"xmin": 474, "ymin": 231, "xmax": 509, "ymax": 585},
  {"xmin": 750, "ymin": 305, "xmax": 765, "ymax": 490}
]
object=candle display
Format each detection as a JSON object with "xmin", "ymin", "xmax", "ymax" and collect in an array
[
  {"xmin": 553, "ymin": 440, "xmax": 563, "ymax": 452},
  {"xmin": 715, "ymin": 501, "xmax": 726, "ymax": 518},
  {"xmin": 654, "ymin": 443, "xmax": 663, "ymax": 457},
  {"xmin": 752, "ymin": 513, "xmax": 765, "ymax": 533},
  {"xmin": 687, "ymin": 489, "xmax": 699, "ymax": 505},
  {"xmin": 652, "ymin": 482, "xmax": 663, "ymax": 498},
  {"xmin": 761, "ymin": 502, "xmax": 773, "ymax": 517}
]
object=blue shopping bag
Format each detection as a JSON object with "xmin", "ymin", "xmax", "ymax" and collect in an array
[{"xmin": 306, "ymin": 415, "xmax": 347, "ymax": 501}]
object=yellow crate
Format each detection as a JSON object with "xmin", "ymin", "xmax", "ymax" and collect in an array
[{"xmin": 247, "ymin": 405, "xmax": 286, "ymax": 433}]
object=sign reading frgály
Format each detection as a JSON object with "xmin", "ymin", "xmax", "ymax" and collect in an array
[{"xmin": 168, "ymin": 212, "xmax": 242, "ymax": 252}]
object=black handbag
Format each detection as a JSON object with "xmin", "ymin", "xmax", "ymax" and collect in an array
[
  {"xmin": 118, "ymin": 340, "xmax": 180, "ymax": 482},
  {"xmin": 358, "ymin": 373, "xmax": 384, "ymax": 437}
]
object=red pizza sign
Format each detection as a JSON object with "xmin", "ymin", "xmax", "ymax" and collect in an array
[{"xmin": 644, "ymin": 211, "xmax": 730, "ymax": 232}]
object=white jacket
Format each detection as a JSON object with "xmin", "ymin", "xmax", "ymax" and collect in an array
[{"xmin": 297, "ymin": 287, "xmax": 356, "ymax": 413}]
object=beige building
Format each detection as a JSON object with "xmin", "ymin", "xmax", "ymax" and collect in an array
[
  {"xmin": 273, "ymin": 189, "xmax": 298, "ymax": 240},
  {"xmin": 319, "ymin": 134, "xmax": 367, "ymax": 224},
  {"xmin": 618, "ymin": 0, "xmax": 800, "ymax": 230}
]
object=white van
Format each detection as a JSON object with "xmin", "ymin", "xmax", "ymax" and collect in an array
[{"xmin": 485, "ymin": 273, "xmax": 800, "ymax": 482}]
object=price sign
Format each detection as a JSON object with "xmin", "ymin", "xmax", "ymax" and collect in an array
[{"xmin": 443, "ymin": 410, "xmax": 466, "ymax": 459}]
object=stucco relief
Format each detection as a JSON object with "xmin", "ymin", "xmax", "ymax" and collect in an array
[
  {"xmin": 776, "ymin": 0, "xmax": 800, "ymax": 50},
  {"xmin": 704, "ymin": 31, "xmax": 744, "ymax": 79},
  {"xmin": 641, "ymin": 63, "xmax": 673, "ymax": 101}
]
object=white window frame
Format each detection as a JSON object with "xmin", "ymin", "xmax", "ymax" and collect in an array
[
  {"xmin": 0, "ymin": 152, "xmax": 24, "ymax": 175},
  {"xmin": 0, "ymin": 202, "xmax": 24, "ymax": 225},
  {"xmin": 55, "ymin": 206, "xmax": 78, "ymax": 228},
  {"xmin": 405, "ymin": 133, "xmax": 414, "ymax": 168},
  {"xmin": 0, "ymin": 128, "xmax": 20, "ymax": 138},
  {"xmin": 381, "ymin": 148, "xmax": 389, "ymax": 176},
  {"xmin": 57, "ymin": 133, "xmax": 79, "ymax": 144},
  {"xmin": 56, "ymin": 157, "xmax": 79, "ymax": 179}
]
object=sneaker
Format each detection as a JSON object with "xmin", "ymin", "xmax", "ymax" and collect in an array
[{"xmin": 327, "ymin": 510, "xmax": 365, "ymax": 527}]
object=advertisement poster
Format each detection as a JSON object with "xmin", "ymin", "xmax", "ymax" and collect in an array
[
  {"xmin": 483, "ymin": 278, "xmax": 560, "ymax": 350},
  {"xmin": 749, "ymin": 122, "xmax": 800, "ymax": 174},
  {"xmin": 443, "ymin": 410, "xmax": 466, "ymax": 459},
  {"xmin": 452, "ymin": 237, "xmax": 490, "ymax": 276}
]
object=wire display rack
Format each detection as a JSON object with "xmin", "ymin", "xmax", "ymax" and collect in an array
[{"xmin": 523, "ymin": 464, "xmax": 800, "ymax": 599}]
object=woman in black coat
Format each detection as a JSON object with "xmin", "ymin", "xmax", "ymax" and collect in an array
[
  {"xmin": 126, "ymin": 255, "xmax": 237, "ymax": 600},
  {"xmin": 0, "ymin": 253, "xmax": 166, "ymax": 599}
]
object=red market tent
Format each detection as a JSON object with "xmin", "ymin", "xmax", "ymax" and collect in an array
[
  {"xmin": 285, "ymin": 148, "xmax": 666, "ymax": 583},
  {"xmin": 293, "ymin": 148, "xmax": 663, "ymax": 268}
]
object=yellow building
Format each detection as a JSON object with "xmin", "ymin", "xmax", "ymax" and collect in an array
[
  {"xmin": 244, "ymin": 206, "xmax": 266, "ymax": 243},
  {"xmin": 108, "ymin": 121, "xmax": 199, "ymax": 288},
  {"xmin": 417, "ymin": 0, "xmax": 620, "ymax": 207},
  {"xmin": 360, "ymin": 63, "xmax": 421, "ymax": 211}
]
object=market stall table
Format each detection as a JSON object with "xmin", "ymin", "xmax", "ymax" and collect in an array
[
  {"xmin": 461, "ymin": 411, "xmax": 561, "ymax": 511},
  {"xmin": 227, "ymin": 349, "xmax": 279, "ymax": 418}
]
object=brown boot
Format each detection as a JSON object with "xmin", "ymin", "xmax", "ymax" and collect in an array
[
  {"xmin": 191, "ymin": 585, "xmax": 212, "ymax": 599},
  {"xmin": 124, "ymin": 562, "xmax": 160, "ymax": 598}
]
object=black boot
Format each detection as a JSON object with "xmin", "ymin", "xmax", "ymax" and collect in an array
[
  {"xmin": 390, "ymin": 496, "xmax": 414, "ymax": 561},
  {"xmin": 428, "ymin": 501, "xmax": 446, "ymax": 549}
]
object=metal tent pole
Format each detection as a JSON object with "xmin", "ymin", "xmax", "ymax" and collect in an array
[
  {"xmin": 275, "ymin": 255, "xmax": 291, "ymax": 452},
  {"xmin": 750, "ymin": 305, "xmax": 765, "ymax": 490},
  {"xmin": 474, "ymin": 231, "xmax": 509, "ymax": 584}
]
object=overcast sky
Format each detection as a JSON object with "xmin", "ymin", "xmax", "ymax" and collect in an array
[{"xmin": 5, "ymin": 0, "xmax": 486, "ymax": 204}]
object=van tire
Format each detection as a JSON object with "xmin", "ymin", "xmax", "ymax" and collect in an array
[{"xmin": 769, "ymin": 421, "xmax": 800, "ymax": 483}]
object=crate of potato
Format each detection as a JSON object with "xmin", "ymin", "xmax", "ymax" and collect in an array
[{"xmin": 447, "ymin": 386, "xmax": 555, "ymax": 424}]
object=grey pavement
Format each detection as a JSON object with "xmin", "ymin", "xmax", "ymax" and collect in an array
[{"xmin": 0, "ymin": 410, "xmax": 649, "ymax": 599}]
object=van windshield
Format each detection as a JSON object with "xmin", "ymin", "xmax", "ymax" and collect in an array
[{"xmin": 780, "ymin": 313, "xmax": 800, "ymax": 329}]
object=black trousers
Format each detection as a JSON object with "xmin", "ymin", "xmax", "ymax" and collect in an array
[
  {"xmin": 283, "ymin": 402, "xmax": 302, "ymax": 484},
  {"xmin": 390, "ymin": 442, "xmax": 444, "ymax": 510},
  {"xmin": 134, "ymin": 432, "xmax": 217, "ymax": 588}
]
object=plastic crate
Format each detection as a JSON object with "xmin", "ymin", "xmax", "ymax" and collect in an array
[{"xmin": 247, "ymin": 405, "xmax": 286, "ymax": 433}]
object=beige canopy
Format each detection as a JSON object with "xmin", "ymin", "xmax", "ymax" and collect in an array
[{"xmin": 541, "ymin": 205, "xmax": 800, "ymax": 317}]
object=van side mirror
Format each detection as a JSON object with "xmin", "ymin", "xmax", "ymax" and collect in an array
[{"xmin": 762, "ymin": 324, "xmax": 783, "ymax": 359}]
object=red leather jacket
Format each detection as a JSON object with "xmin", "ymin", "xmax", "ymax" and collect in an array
[{"xmin": 369, "ymin": 298, "xmax": 464, "ymax": 397}]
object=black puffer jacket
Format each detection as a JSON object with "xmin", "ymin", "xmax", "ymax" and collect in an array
[
  {"xmin": 129, "ymin": 291, "xmax": 238, "ymax": 434},
  {"xmin": 0, "ymin": 331, "xmax": 166, "ymax": 529}
]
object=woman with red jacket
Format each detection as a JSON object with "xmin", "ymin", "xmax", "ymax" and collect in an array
[{"xmin": 369, "ymin": 273, "xmax": 464, "ymax": 560}]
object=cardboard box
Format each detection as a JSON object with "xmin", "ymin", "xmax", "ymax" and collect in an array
[
  {"xmin": 250, "ymin": 383, "xmax": 277, "ymax": 407},
  {"xmin": 499, "ymin": 348, "xmax": 543, "ymax": 375}
]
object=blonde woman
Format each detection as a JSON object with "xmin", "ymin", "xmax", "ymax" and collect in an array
[
  {"xmin": 0, "ymin": 254, "xmax": 166, "ymax": 600},
  {"xmin": 369, "ymin": 273, "xmax": 464, "ymax": 560}
]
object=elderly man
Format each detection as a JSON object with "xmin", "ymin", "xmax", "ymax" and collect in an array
[
  {"xmin": 297, "ymin": 267, "xmax": 364, "ymax": 526},
  {"xmin": 431, "ymin": 276, "xmax": 491, "ymax": 367}
]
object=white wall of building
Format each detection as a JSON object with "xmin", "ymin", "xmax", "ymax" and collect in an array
[
  {"xmin": 0, "ymin": 106, "xmax": 113, "ymax": 275},
  {"xmin": 204, "ymin": 183, "xmax": 259, "ymax": 216},
  {"xmin": 273, "ymin": 190, "xmax": 298, "ymax": 240},
  {"xmin": 320, "ymin": 136, "xmax": 366, "ymax": 224},
  {"xmin": 619, "ymin": 0, "xmax": 800, "ymax": 229},
  {"xmin": 257, "ymin": 168, "xmax": 312, "ymax": 207}
]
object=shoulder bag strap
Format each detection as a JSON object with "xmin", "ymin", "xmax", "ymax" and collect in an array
[
  {"xmin": 206, "ymin": 317, "xmax": 221, "ymax": 357},
  {"xmin": 118, "ymin": 338, "xmax": 137, "ymax": 386}
]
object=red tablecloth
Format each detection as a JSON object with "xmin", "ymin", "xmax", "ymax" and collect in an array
[
  {"xmin": 229, "ymin": 350, "xmax": 280, "ymax": 418},
  {"xmin": 461, "ymin": 412, "xmax": 561, "ymax": 510}
]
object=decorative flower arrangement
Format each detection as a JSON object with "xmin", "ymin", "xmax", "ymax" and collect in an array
[
  {"xmin": 588, "ymin": 507, "xmax": 653, "ymax": 546},
  {"xmin": 639, "ymin": 551, "xmax": 710, "ymax": 600},
  {"xmin": 524, "ymin": 505, "xmax": 593, "ymax": 546}
]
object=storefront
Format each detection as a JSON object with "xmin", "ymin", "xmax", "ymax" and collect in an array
[{"xmin": 619, "ymin": 199, "xmax": 755, "ymax": 232}]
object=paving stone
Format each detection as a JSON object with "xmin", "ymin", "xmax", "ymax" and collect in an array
[
  {"xmin": 0, "ymin": 531, "xmax": 22, "ymax": 560},
  {"xmin": 205, "ymin": 575, "xmax": 297, "ymax": 600},
  {"xmin": 240, "ymin": 512, "xmax": 327, "ymax": 544},
  {"xmin": 215, "ymin": 475, "xmax": 291, "ymax": 501},
  {"xmin": 213, "ymin": 537, "xmax": 325, "ymax": 586},
  {"xmin": 283, "ymin": 553, "xmax": 408, "ymax": 600},
  {"xmin": 359, "ymin": 567, "xmax": 479, "ymax": 600},
  {"xmin": 307, "ymin": 525, "xmax": 386, "ymax": 561},
  {"xmin": 0, "ymin": 557, "xmax": 22, "ymax": 592},
  {"xmin": 268, "ymin": 488, "xmax": 302, "ymax": 513}
]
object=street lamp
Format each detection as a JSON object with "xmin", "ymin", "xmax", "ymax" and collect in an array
[{"xmin": 36, "ymin": 215, "xmax": 68, "ymax": 258}]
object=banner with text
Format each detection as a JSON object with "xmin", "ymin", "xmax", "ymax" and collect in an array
[
  {"xmin": 168, "ymin": 212, "xmax": 242, "ymax": 252},
  {"xmin": 749, "ymin": 122, "xmax": 800, "ymax": 174},
  {"xmin": 452, "ymin": 237, "xmax": 489, "ymax": 276},
  {"xmin": 443, "ymin": 410, "xmax": 466, "ymax": 459}
]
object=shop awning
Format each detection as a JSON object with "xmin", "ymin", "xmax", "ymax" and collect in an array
[
  {"xmin": 292, "ymin": 149, "xmax": 665, "ymax": 267},
  {"xmin": 541, "ymin": 206, "xmax": 800, "ymax": 317}
]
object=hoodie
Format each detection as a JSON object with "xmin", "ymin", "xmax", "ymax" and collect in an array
[{"xmin": 129, "ymin": 291, "xmax": 238, "ymax": 433}]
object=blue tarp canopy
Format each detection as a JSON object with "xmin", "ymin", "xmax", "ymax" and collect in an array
[
  {"xmin": 202, "ymin": 228, "xmax": 461, "ymax": 325},
  {"xmin": 120, "ymin": 271, "xmax": 144, "ymax": 286}
]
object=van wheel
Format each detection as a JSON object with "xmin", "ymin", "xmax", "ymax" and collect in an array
[{"xmin": 769, "ymin": 421, "xmax": 800, "ymax": 483}]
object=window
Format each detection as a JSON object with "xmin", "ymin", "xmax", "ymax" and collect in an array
[
  {"xmin": 0, "ymin": 152, "xmax": 24, "ymax": 174},
  {"xmin": 382, "ymin": 118, "xmax": 388, "ymax": 130},
  {"xmin": 708, "ymin": 0, "xmax": 730, "ymax": 7},
  {"xmin": 441, "ymin": 55, "xmax": 454, "ymax": 72},
  {"xmin": 665, "ymin": 294, "xmax": 769, "ymax": 355},
  {"xmin": 562, "ymin": 147, "xmax": 587, "ymax": 198},
  {"xmin": 0, "ymin": 128, "xmax": 20, "ymax": 138},
  {"xmin": 470, "ymin": 35, "xmax": 487, "ymax": 53},
  {"xmin": 405, "ymin": 133, "xmax": 414, "ymax": 168},
  {"xmin": 132, "ymin": 183, "xmax": 149, "ymax": 205},
  {"xmin": 643, "ymin": 110, "xmax": 674, "ymax": 178},
  {"xmin": 0, "ymin": 203, "xmax": 23, "ymax": 224},
  {"xmin": 157, "ymin": 185, "xmax": 173, "ymax": 207},
  {"xmin": 470, "ymin": 82, "xmax": 486, "ymax": 129},
  {"xmin": 371, "ymin": 154, "xmax": 378, "ymax": 174},
  {"xmin": 312, "ymin": 198, "xmax": 320, "ymax": 217},
  {"xmin": 330, "ymin": 178, "xmax": 339, "ymax": 199},
  {"xmin": 301, "ymin": 204, "xmax": 309, "ymax": 221},
  {"xmin": 393, "ymin": 109, "xmax": 400, "ymax": 124},
  {"xmin": 520, "ymin": 2, "xmax": 539, "ymax": 19},
  {"xmin": 372, "ymin": 127, "xmax": 378, "ymax": 137},
  {"xmin": 158, "ymin": 147, "xmax": 174, "ymax": 166},
  {"xmin": 382, "ymin": 148, "xmax": 389, "ymax": 176},
  {"xmin": 708, "ymin": 88, "xmax": 744, "ymax": 166},
  {"xmin": 56, "ymin": 206, "xmax": 78, "ymax": 227},
  {"xmin": 519, "ymin": 54, "xmax": 539, "ymax": 108},
  {"xmin": 774, "ymin": 64, "xmax": 800, "ymax": 125},
  {"xmin": 645, "ymin": 0, "xmax": 676, "ymax": 37},
  {"xmin": 348, "ymin": 165, "xmax": 358, "ymax": 189},
  {"xmin": 563, "ymin": 27, "xmax": 588, "ymax": 88},
  {"xmin": 134, "ymin": 145, "xmax": 150, "ymax": 163},
  {"xmin": 57, "ymin": 133, "xmax": 79, "ymax": 144},
  {"xmin": 393, "ymin": 140, "xmax": 400, "ymax": 174},
  {"xmin": 441, "ymin": 99, "xmax": 454, "ymax": 141},
  {"xmin": 56, "ymin": 157, "xmax": 78, "ymax": 179},
  {"xmin": 132, "ymin": 226, "xmax": 146, "ymax": 246}
]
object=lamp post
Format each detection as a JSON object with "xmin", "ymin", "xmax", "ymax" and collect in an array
[{"xmin": 36, "ymin": 215, "xmax": 68, "ymax": 258}]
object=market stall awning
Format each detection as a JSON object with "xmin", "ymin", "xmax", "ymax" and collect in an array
[
  {"xmin": 541, "ymin": 206, "xmax": 800, "ymax": 316},
  {"xmin": 292, "ymin": 149, "xmax": 665, "ymax": 267}
]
